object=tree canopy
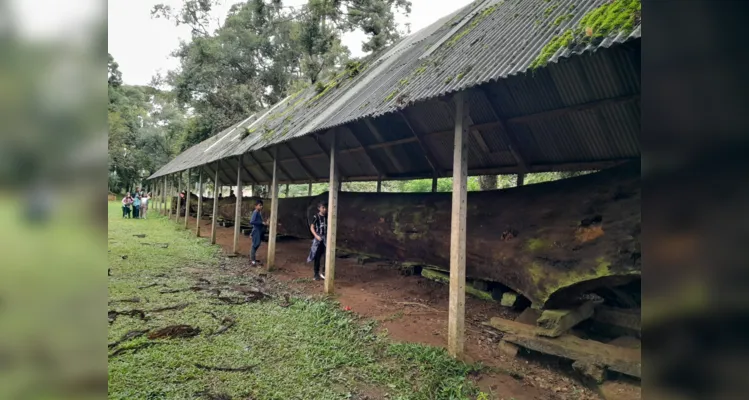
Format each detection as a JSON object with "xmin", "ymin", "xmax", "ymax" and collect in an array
[
  {"xmin": 153, "ymin": 0, "xmax": 411, "ymax": 146},
  {"xmin": 108, "ymin": 54, "xmax": 188, "ymax": 193}
]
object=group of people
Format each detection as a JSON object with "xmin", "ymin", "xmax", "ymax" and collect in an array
[
  {"xmin": 247, "ymin": 198, "xmax": 329, "ymax": 281},
  {"xmin": 121, "ymin": 189, "xmax": 328, "ymax": 280},
  {"xmin": 121, "ymin": 188, "xmax": 151, "ymax": 219}
]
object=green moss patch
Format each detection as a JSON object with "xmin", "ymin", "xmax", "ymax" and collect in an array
[
  {"xmin": 531, "ymin": 0, "xmax": 641, "ymax": 69},
  {"xmin": 384, "ymin": 89, "xmax": 399, "ymax": 103},
  {"xmin": 444, "ymin": 3, "xmax": 500, "ymax": 48}
]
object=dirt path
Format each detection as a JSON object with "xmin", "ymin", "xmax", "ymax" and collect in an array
[{"xmin": 176, "ymin": 214, "xmax": 638, "ymax": 400}]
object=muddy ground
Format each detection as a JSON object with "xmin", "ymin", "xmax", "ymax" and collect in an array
[{"xmin": 173, "ymin": 213, "xmax": 640, "ymax": 400}]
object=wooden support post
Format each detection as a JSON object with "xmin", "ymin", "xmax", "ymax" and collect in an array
[
  {"xmin": 196, "ymin": 170, "xmax": 203, "ymax": 236},
  {"xmin": 432, "ymin": 177, "xmax": 438, "ymax": 192},
  {"xmin": 448, "ymin": 92, "xmax": 469, "ymax": 358},
  {"xmin": 517, "ymin": 173, "xmax": 525, "ymax": 187},
  {"xmin": 175, "ymin": 173, "xmax": 182, "ymax": 221},
  {"xmin": 308, "ymin": 182, "xmax": 312, "ymax": 196},
  {"xmin": 376, "ymin": 179, "xmax": 382, "ymax": 193},
  {"xmin": 211, "ymin": 161, "xmax": 219, "ymax": 245},
  {"xmin": 285, "ymin": 183, "xmax": 289, "ymax": 197},
  {"xmin": 166, "ymin": 178, "xmax": 172, "ymax": 218},
  {"xmin": 324, "ymin": 132, "xmax": 339, "ymax": 294},
  {"xmin": 169, "ymin": 177, "xmax": 174, "ymax": 217},
  {"xmin": 233, "ymin": 157, "xmax": 243, "ymax": 254},
  {"xmin": 162, "ymin": 177, "xmax": 167, "ymax": 215},
  {"xmin": 184, "ymin": 169, "xmax": 190, "ymax": 228},
  {"xmin": 267, "ymin": 147, "xmax": 279, "ymax": 270}
]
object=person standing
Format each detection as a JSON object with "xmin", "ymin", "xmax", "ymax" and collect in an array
[
  {"xmin": 133, "ymin": 194, "xmax": 141, "ymax": 219},
  {"xmin": 122, "ymin": 193, "xmax": 133, "ymax": 218},
  {"xmin": 307, "ymin": 202, "xmax": 328, "ymax": 281},
  {"xmin": 141, "ymin": 192, "xmax": 150, "ymax": 219},
  {"xmin": 249, "ymin": 200, "xmax": 268, "ymax": 266}
]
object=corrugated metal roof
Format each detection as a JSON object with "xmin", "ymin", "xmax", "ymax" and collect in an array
[{"xmin": 149, "ymin": 0, "xmax": 641, "ymax": 183}]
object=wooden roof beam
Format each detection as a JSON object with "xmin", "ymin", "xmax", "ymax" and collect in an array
[
  {"xmin": 341, "ymin": 125, "xmax": 388, "ymax": 179},
  {"xmin": 398, "ymin": 111, "xmax": 442, "ymax": 177},
  {"xmin": 313, "ymin": 130, "xmax": 347, "ymax": 180},
  {"xmin": 476, "ymin": 87, "xmax": 529, "ymax": 173},
  {"xmin": 247, "ymin": 152, "xmax": 273, "ymax": 182},
  {"xmin": 263, "ymin": 147, "xmax": 293, "ymax": 182},
  {"xmin": 236, "ymin": 154, "xmax": 260, "ymax": 185},
  {"xmin": 364, "ymin": 119, "xmax": 404, "ymax": 173},
  {"xmin": 507, "ymin": 94, "xmax": 640, "ymax": 124},
  {"xmin": 282, "ymin": 142, "xmax": 318, "ymax": 180}
]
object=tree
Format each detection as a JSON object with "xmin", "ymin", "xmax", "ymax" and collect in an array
[
  {"xmin": 108, "ymin": 55, "xmax": 188, "ymax": 193},
  {"xmin": 478, "ymin": 175, "xmax": 497, "ymax": 190},
  {"xmin": 155, "ymin": 0, "xmax": 411, "ymax": 144},
  {"xmin": 108, "ymin": 53, "xmax": 123, "ymax": 88}
]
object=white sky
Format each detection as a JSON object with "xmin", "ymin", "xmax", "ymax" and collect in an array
[
  {"xmin": 108, "ymin": 0, "xmax": 474, "ymax": 86},
  {"xmin": 8, "ymin": 0, "xmax": 103, "ymax": 42}
]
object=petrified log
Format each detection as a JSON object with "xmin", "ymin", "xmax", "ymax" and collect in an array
[
  {"xmin": 298, "ymin": 162, "xmax": 640, "ymax": 308},
  {"xmin": 180, "ymin": 163, "xmax": 640, "ymax": 308},
  {"xmin": 173, "ymin": 194, "xmax": 310, "ymax": 237}
]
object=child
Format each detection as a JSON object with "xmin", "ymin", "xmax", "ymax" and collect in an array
[
  {"xmin": 141, "ymin": 192, "xmax": 150, "ymax": 219},
  {"xmin": 249, "ymin": 200, "xmax": 268, "ymax": 266},
  {"xmin": 306, "ymin": 202, "xmax": 327, "ymax": 281},
  {"xmin": 122, "ymin": 193, "xmax": 133, "ymax": 218},
  {"xmin": 133, "ymin": 194, "xmax": 141, "ymax": 219}
]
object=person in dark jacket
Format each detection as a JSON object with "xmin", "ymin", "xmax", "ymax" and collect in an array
[
  {"xmin": 306, "ymin": 202, "xmax": 327, "ymax": 280},
  {"xmin": 249, "ymin": 200, "xmax": 267, "ymax": 266}
]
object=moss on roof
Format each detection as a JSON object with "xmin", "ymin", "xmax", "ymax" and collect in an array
[
  {"xmin": 531, "ymin": 0, "xmax": 641, "ymax": 69},
  {"xmin": 444, "ymin": 2, "xmax": 501, "ymax": 48}
]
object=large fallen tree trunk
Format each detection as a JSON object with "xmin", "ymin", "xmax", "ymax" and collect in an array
[
  {"xmin": 172, "ymin": 194, "xmax": 309, "ymax": 237},
  {"xmin": 174, "ymin": 163, "xmax": 640, "ymax": 308}
]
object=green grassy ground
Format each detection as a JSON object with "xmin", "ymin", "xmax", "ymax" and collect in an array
[{"xmin": 108, "ymin": 201, "xmax": 487, "ymax": 400}]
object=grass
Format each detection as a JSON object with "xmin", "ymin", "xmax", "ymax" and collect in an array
[
  {"xmin": 0, "ymin": 195, "xmax": 103, "ymax": 399},
  {"xmin": 108, "ymin": 201, "xmax": 487, "ymax": 400}
]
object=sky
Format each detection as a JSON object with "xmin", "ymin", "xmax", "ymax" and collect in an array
[
  {"xmin": 7, "ymin": 0, "xmax": 102, "ymax": 41},
  {"xmin": 108, "ymin": 0, "xmax": 474, "ymax": 86}
]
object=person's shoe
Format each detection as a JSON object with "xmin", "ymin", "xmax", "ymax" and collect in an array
[
  {"xmin": 319, "ymin": 272, "xmax": 326, "ymax": 280},
  {"xmin": 313, "ymin": 274, "xmax": 321, "ymax": 281}
]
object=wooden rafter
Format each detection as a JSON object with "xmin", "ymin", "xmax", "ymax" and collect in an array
[
  {"xmin": 398, "ymin": 111, "xmax": 442, "ymax": 177},
  {"xmin": 263, "ymin": 147, "xmax": 292, "ymax": 182},
  {"xmin": 283, "ymin": 142, "xmax": 317, "ymax": 180},
  {"xmin": 476, "ymin": 87, "xmax": 530, "ymax": 173},
  {"xmin": 203, "ymin": 163, "xmax": 220, "ymax": 185},
  {"xmin": 247, "ymin": 152, "xmax": 273, "ymax": 181},
  {"xmin": 341, "ymin": 125, "xmax": 387, "ymax": 179},
  {"xmin": 313, "ymin": 131, "xmax": 346, "ymax": 180},
  {"xmin": 507, "ymin": 94, "xmax": 640, "ymax": 124},
  {"xmin": 153, "ymin": 93, "xmax": 638, "ymax": 184},
  {"xmin": 237, "ymin": 154, "xmax": 260, "ymax": 185},
  {"xmin": 364, "ymin": 119, "xmax": 404, "ymax": 173},
  {"xmin": 218, "ymin": 163, "xmax": 235, "ymax": 186}
]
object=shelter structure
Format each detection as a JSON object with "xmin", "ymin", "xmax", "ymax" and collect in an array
[{"xmin": 148, "ymin": 0, "xmax": 641, "ymax": 357}]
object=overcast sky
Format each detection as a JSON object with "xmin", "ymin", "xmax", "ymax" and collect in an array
[{"xmin": 108, "ymin": 0, "xmax": 474, "ymax": 86}]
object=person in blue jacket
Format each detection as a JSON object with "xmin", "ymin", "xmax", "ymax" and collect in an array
[{"xmin": 249, "ymin": 200, "xmax": 268, "ymax": 266}]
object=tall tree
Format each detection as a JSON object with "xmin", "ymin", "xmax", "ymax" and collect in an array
[
  {"xmin": 154, "ymin": 0, "xmax": 411, "ymax": 145},
  {"xmin": 109, "ymin": 55, "xmax": 188, "ymax": 193}
]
